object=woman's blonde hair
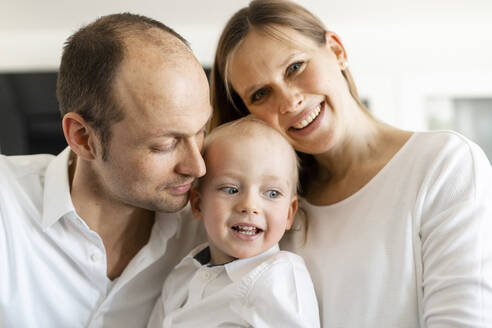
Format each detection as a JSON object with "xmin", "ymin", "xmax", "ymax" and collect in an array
[
  {"xmin": 210, "ymin": 0, "xmax": 365, "ymax": 130},
  {"xmin": 210, "ymin": 0, "xmax": 367, "ymax": 194}
]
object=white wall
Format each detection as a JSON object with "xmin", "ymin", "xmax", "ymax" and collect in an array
[{"xmin": 2, "ymin": 0, "xmax": 492, "ymax": 130}]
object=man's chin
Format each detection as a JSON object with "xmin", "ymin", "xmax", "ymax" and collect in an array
[{"xmin": 153, "ymin": 194, "xmax": 190, "ymax": 213}]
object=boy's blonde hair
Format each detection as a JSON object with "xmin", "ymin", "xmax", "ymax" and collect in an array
[
  {"xmin": 201, "ymin": 115, "xmax": 299, "ymax": 194},
  {"xmin": 199, "ymin": 115, "xmax": 308, "ymax": 242}
]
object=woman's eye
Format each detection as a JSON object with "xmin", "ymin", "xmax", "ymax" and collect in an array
[
  {"xmin": 250, "ymin": 88, "xmax": 268, "ymax": 103},
  {"xmin": 286, "ymin": 61, "xmax": 304, "ymax": 76},
  {"xmin": 265, "ymin": 190, "xmax": 280, "ymax": 198},
  {"xmin": 221, "ymin": 186, "xmax": 239, "ymax": 195}
]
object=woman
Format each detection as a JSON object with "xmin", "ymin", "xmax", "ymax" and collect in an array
[{"xmin": 210, "ymin": 0, "xmax": 492, "ymax": 327}]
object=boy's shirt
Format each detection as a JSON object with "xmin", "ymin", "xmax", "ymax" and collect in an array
[{"xmin": 147, "ymin": 243, "xmax": 320, "ymax": 328}]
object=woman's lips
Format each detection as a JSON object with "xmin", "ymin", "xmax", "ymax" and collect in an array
[
  {"xmin": 292, "ymin": 102, "xmax": 322, "ymax": 129},
  {"xmin": 288, "ymin": 101, "xmax": 325, "ymax": 136}
]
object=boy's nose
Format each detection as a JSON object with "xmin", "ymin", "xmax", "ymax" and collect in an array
[
  {"xmin": 236, "ymin": 192, "xmax": 260, "ymax": 215},
  {"xmin": 240, "ymin": 206, "xmax": 259, "ymax": 215}
]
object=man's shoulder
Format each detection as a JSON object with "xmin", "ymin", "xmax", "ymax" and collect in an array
[
  {"xmin": 0, "ymin": 153, "xmax": 55, "ymax": 180},
  {"xmin": 0, "ymin": 153, "xmax": 55, "ymax": 192}
]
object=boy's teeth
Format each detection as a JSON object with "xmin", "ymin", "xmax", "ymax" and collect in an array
[
  {"xmin": 293, "ymin": 104, "xmax": 321, "ymax": 129},
  {"xmin": 232, "ymin": 225, "xmax": 261, "ymax": 235}
]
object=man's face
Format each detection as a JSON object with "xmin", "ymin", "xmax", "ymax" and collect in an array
[{"xmin": 92, "ymin": 41, "xmax": 211, "ymax": 213}]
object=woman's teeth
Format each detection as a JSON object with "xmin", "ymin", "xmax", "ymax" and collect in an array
[
  {"xmin": 293, "ymin": 104, "xmax": 321, "ymax": 129},
  {"xmin": 232, "ymin": 225, "xmax": 262, "ymax": 235}
]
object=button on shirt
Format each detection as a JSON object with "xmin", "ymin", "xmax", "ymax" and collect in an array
[
  {"xmin": 0, "ymin": 148, "xmax": 207, "ymax": 328},
  {"xmin": 147, "ymin": 243, "xmax": 320, "ymax": 328}
]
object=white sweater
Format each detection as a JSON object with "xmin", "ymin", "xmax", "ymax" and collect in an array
[{"xmin": 280, "ymin": 131, "xmax": 492, "ymax": 328}]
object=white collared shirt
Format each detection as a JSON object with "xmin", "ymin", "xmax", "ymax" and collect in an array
[
  {"xmin": 147, "ymin": 243, "xmax": 320, "ymax": 328},
  {"xmin": 0, "ymin": 148, "xmax": 207, "ymax": 328}
]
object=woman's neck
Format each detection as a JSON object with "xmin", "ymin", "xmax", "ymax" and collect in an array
[{"xmin": 307, "ymin": 115, "xmax": 412, "ymax": 205}]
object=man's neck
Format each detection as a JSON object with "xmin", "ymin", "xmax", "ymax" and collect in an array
[{"xmin": 68, "ymin": 155, "xmax": 156, "ymax": 280}]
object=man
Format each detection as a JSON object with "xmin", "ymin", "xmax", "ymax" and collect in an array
[{"xmin": 0, "ymin": 13, "xmax": 211, "ymax": 327}]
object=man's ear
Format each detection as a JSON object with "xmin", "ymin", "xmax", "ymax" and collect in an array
[
  {"xmin": 325, "ymin": 31, "xmax": 348, "ymax": 69},
  {"xmin": 285, "ymin": 196, "xmax": 298, "ymax": 231},
  {"xmin": 62, "ymin": 112, "xmax": 98, "ymax": 160},
  {"xmin": 190, "ymin": 189, "xmax": 203, "ymax": 221}
]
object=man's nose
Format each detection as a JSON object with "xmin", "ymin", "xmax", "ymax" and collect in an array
[{"xmin": 175, "ymin": 138, "xmax": 206, "ymax": 178}]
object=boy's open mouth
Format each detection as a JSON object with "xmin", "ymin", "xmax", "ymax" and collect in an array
[{"xmin": 231, "ymin": 224, "xmax": 263, "ymax": 236}]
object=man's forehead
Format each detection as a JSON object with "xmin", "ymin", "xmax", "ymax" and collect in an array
[
  {"xmin": 123, "ymin": 28, "xmax": 191, "ymax": 58},
  {"xmin": 133, "ymin": 107, "xmax": 211, "ymax": 140},
  {"xmin": 147, "ymin": 112, "xmax": 211, "ymax": 137}
]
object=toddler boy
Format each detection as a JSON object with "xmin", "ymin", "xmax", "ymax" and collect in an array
[{"xmin": 147, "ymin": 116, "xmax": 320, "ymax": 328}]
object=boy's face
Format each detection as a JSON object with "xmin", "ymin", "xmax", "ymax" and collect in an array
[{"xmin": 191, "ymin": 131, "xmax": 298, "ymax": 265}]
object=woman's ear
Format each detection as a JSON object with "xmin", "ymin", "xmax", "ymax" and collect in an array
[
  {"xmin": 325, "ymin": 31, "xmax": 348, "ymax": 69},
  {"xmin": 190, "ymin": 189, "xmax": 203, "ymax": 221},
  {"xmin": 62, "ymin": 112, "xmax": 98, "ymax": 160},
  {"xmin": 285, "ymin": 196, "xmax": 298, "ymax": 231}
]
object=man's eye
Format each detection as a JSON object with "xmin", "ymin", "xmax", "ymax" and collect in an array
[
  {"xmin": 286, "ymin": 61, "xmax": 304, "ymax": 76},
  {"xmin": 151, "ymin": 143, "xmax": 175, "ymax": 153},
  {"xmin": 265, "ymin": 190, "xmax": 280, "ymax": 198},
  {"xmin": 221, "ymin": 186, "xmax": 239, "ymax": 195},
  {"xmin": 250, "ymin": 88, "xmax": 269, "ymax": 103}
]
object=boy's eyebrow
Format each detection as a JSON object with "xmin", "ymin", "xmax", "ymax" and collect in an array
[{"xmin": 260, "ymin": 174, "xmax": 291, "ymax": 187}]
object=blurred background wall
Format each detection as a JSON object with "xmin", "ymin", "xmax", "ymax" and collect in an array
[{"xmin": 1, "ymin": 0, "xmax": 491, "ymax": 159}]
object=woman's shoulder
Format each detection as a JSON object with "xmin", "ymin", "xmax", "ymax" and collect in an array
[
  {"xmin": 400, "ymin": 130, "xmax": 490, "ymax": 180},
  {"xmin": 409, "ymin": 130, "xmax": 491, "ymax": 209},
  {"xmin": 410, "ymin": 130, "xmax": 487, "ymax": 158}
]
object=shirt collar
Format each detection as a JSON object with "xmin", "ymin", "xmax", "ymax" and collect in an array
[
  {"xmin": 225, "ymin": 244, "xmax": 280, "ymax": 282},
  {"xmin": 149, "ymin": 211, "xmax": 179, "ymax": 252},
  {"xmin": 41, "ymin": 147, "xmax": 76, "ymax": 229}
]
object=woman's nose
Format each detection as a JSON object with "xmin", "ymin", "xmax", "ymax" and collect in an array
[{"xmin": 278, "ymin": 86, "xmax": 303, "ymax": 114}]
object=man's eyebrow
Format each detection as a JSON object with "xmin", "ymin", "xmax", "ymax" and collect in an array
[
  {"xmin": 145, "ymin": 129, "xmax": 180, "ymax": 138},
  {"xmin": 146, "ymin": 113, "xmax": 211, "ymax": 139}
]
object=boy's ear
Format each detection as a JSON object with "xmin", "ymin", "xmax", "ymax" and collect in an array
[
  {"xmin": 190, "ymin": 189, "xmax": 203, "ymax": 220},
  {"xmin": 285, "ymin": 196, "xmax": 298, "ymax": 230}
]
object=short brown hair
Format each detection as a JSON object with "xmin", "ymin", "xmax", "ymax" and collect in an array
[{"xmin": 57, "ymin": 13, "xmax": 189, "ymax": 158}]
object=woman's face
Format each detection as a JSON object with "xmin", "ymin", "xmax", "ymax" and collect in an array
[{"xmin": 228, "ymin": 26, "xmax": 353, "ymax": 155}]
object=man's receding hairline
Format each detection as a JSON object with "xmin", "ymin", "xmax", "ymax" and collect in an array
[{"xmin": 122, "ymin": 27, "xmax": 194, "ymax": 60}]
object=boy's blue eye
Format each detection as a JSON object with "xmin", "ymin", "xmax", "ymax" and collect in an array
[
  {"xmin": 265, "ymin": 190, "xmax": 280, "ymax": 198},
  {"xmin": 221, "ymin": 187, "xmax": 239, "ymax": 195}
]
